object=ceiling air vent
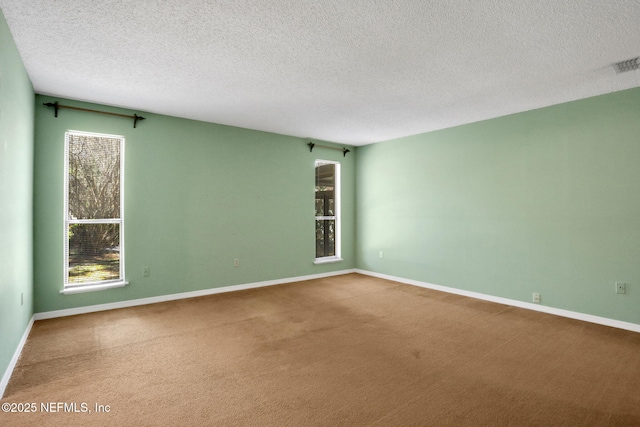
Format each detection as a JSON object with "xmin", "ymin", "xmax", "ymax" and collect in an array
[{"xmin": 613, "ymin": 57, "xmax": 639, "ymax": 74}]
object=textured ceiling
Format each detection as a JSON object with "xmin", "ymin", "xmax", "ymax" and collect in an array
[{"xmin": 1, "ymin": 0, "xmax": 640, "ymax": 145}]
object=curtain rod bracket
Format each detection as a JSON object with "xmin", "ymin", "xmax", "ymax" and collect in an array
[
  {"xmin": 43, "ymin": 101, "xmax": 146, "ymax": 128},
  {"xmin": 43, "ymin": 101, "xmax": 59, "ymax": 117},
  {"xmin": 133, "ymin": 114, "xmax": 145, "ymax": 129}
]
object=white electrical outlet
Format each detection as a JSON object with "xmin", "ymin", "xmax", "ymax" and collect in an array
[
  {"xmin": 379, "ymin": 251, "xmax": 383, "ymax": 258},
  {"xmin": 532, "ymin": 293, "xmax": 541, "ymax": 304}
]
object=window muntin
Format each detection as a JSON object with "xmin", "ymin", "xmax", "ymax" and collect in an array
[
  {"xmin": 64, "ymin": 131, "xmax": 125, "ymax": 288},
  {"xmin": 315, "ymin": 160, "xmax": 340, "ymax": 261}
]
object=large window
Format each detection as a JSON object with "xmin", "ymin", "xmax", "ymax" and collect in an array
[
  {"xmin": 315, "ymin": 160, "xmax": 341, "ymax": 263},
  {"xmin": 63, "ymin": 131, "xmax": 126, "ymax": 292}
]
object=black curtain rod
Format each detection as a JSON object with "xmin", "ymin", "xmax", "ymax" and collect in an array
[
  {"xmin": 43, "ymin": 101, "xmax": 146, "ymax": 128},
  {"xmin": 307, "ymin": 142, "xmax": 350, "ymax": 157}
]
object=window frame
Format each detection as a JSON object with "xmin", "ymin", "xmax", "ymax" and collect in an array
[
  {"xmin": 61, "ymin": 130, "xmax": 128, "ymax": 294},
  {"xmin": 314, "ymin": 159, "xmax": 342, "ymax": 264}
]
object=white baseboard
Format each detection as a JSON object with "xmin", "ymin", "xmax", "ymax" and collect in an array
[
  {"xmin": 1, "ymin": 315, "xmax": 34, "ymax": 398},
  {"xmin": 355, "ymin": 269, "xmax": 640, "ymax": 334},
  {"xmin": 35, "ymin": 269, "xmax": 357, "ymax": 321}
]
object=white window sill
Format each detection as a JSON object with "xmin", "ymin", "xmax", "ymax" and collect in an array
[
  {"xmin": 60, "ymin": 280, "xmax": 129, "ymax": 295},
  {"xmin": 314, "ymin": 256, "xmax": 343, "ymax": 265}
]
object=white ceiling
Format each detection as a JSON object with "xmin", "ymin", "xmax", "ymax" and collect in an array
[{"xmin": 1, "ymin": 1, "xmax": 640, "ymax": 146}]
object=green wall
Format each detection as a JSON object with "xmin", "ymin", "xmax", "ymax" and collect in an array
[
  {"xmin": 0, "ymin": 10, "xmax": 34, "ymax": 383},
  {"xmin": 356, "ymin": 87, "xmax": 640, "ymax": 324},
  {"xmin": 33, "ymin": 96, "xmax": 355, "ymax": 313}
]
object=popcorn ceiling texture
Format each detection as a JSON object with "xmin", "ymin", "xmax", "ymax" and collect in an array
[{"xmin": 1, "ymin": 0, "xmax": 639, "ymax": 145}]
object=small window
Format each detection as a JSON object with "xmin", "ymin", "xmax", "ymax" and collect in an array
[
  {"xmin": 63, "ymin": 131, "xmax": 126, "ymax": 292},
  {"xmin": 315, "ymin": 160, "xmax": 341, "ymax": 263}
]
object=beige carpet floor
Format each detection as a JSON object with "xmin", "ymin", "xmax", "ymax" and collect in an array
[{"xmin": 1, "ymin": 273, "xmax": 640, "ymax": 426}]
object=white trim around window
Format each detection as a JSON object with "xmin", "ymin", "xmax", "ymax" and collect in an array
[
  {"xmin": 314, "ymin": 159, "xmax": 341, "ymax": 264},
  {"xmin": 62, "ymin": 130, "xmax": 128, "ymax": 293}
]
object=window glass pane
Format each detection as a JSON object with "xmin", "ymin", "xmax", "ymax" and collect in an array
[
  {"xmin": 327, "ymin": 198, "xmax": 335, "ymax": 216},
  {"xmin": 315, "ymin": 163, "xmax": 335, "ymax": 216},
  {"xmin": 315, "ymin": 219, "xmax": 335, "ymax": 258},
  {"xmin": 68, "ymin": 134, "xmax": 121, "ymax": 220},
  {"xmin": 315, "ymin": 191, "xmax": 336, "ymax": 216},
  {"xmin": 68, "ymin": 223, "xmax": 120, "ymax": 284},
  {"xmin": 315, "ymin": 198, "xmax": 325, "ymax": 216}
]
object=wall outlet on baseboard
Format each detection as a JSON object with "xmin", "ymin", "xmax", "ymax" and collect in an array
[
  {"xmin": 616, "ymin": 282, "xmax": 626, "ymax": 294},
  {"xmin": 532, "ymin": 293, "xmax": 541, "ymax": 304}
]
